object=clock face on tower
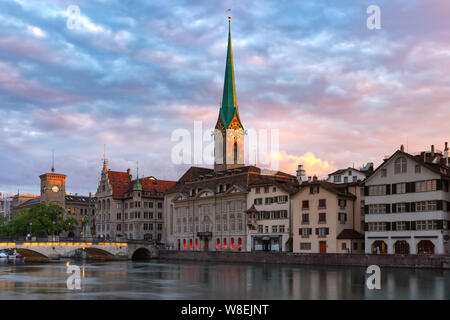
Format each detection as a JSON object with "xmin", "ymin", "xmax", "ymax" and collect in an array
[{"xmin": 52, "ymin": 185, "xmax": 59, "ymax": 193}]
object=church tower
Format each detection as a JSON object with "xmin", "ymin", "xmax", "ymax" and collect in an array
[{"xmin": 214, "ymin": 15, "xmax": 245, "ymax": 172}]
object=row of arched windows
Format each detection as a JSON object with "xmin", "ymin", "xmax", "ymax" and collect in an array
[{"xmin": 178, "ymin": 238, "xmax": 243, "ymax": 251}]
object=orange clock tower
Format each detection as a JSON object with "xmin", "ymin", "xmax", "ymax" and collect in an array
[{"xmin": 39, "ymin": 165, "xmax": 66, "ymax": 208}]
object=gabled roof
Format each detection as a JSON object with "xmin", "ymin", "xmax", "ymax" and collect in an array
[
  {"xmin": 364, "ymin": 149, "xmax": 450, "ymax": 184},
  {"xmin": 65, "ymin": 195, "xmax": 96, "ymax": 203},
  {"xmin": 337, "ymin": 229, "xmax": 364, "ymax": 240},
  {"xmin": 107, "ymin": 170, "xmax": 175, "ymax": 198},
  {"xmin": 168, "ymin": 165, "xmax": 295, "ymax": 199},
  {"xmin": 295, "ymin": 180, "xmax": 356, "ymax": 199},
  {"xmin": 248, "ymin": 176, "xmax": 298, "ymax": 194},
  {"xmin": 107, "ymin": 171, "xmax": 131, "ymax": 198},
  {"xmin": 328, "ymin": 167, "xmax": 369, "ymax": 176}
]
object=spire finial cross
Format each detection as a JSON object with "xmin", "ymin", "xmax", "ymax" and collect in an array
[{"xmin": 227, "ymin": 8, "xmax": 231, "ymax": 21}]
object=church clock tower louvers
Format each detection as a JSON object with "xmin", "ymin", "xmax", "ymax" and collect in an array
[{"xmin": 214, "ymin": 15, "xmax": 245, "ymax": 172}]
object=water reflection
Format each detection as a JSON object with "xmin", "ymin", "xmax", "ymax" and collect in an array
[{"xmin": 0, "ymin": 259, "xmax": 449, "ymax": 299}]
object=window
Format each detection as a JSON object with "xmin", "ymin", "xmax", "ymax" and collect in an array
[
  {"xmin": 317, "ymin": 228, "xmax": 327, "ymax": 237},
  {"xmin": 415, "ymin": 165, "xmax": 421, "ymax": 173},
  {"xmin": 310, "ymin": 186, "xmax": 319, "ymax": 194},
  {"xmin": 334, "ymin": 176, "xmax": 341, "ymax": 182},
  {"xmin": 396, "ymin": 183, "xmax": 406, "ymax": 194},
  {"xmin": 272, "ymin": 225, "xmax": 278, "ymax": 233},
  {"xmin": 318, "ymin": 212, "xmax": 326, "ymax": 223},
  {"xmin": 344, "ymin": 177, "xmax": 348, "ymax": 183},
  {"xmin": 338, "ymin": 199, "xmax": 347, "ymax": 208},
  {"xmin": 368, "ymin": 185, "xmax": 386, "ymax": 196},
  {"xmin": 264, "ymin": 187, "xmax": 269, "ymax": 193},
  {"xmin": 368, "ymin": 222, "xmax": 386, "ymax": 231},
  {"xmin": 254, "ymin": 198, "xmax": 263, "ymax": 205},
  {"xmin": 394, "ymin": 157, "xmax": 407, "ymax": 174},
  {"xmin": 396, "ymin": 221, "xmax": 406, "ymax": 231},
  {"xmin": 353, "ymin": 176, "xmax": 357, "ymax": 182},
  {"xmin": 255, "ymin": 187, "xmax": 260, "ymax": 194},
  {"xmin": 339, "ymin": 212, "xmax": 347, "ymax": 223},
  {"xmin": 300, "ymin": 243, "xmax": 311, "ymax": 250},
  {"xmin": 117, "ymin": 213, "xmax": 121, "ymax": 220},
  {"xmin": 342, "ymin": 243, "xmax": 347, "ymax": 250},
  {"xmin": 416, "ymin": 201, "xmax": 437, "ymax": 212},
  {"xmin": 265, "ymin": 197, "xmax": 274, "ymax": 205},
  {"xmin": 302, "ymin": 213, "xmax": 309, "ymax": 224},
  {"xmin": 318, "ymin": 199, "xmax": 326, "ymax": 209},
  {"xmin": 277, "ymin": 195, "xmax": 288, "ymax": 203},
  {"xmin": 258, "ymin": 225, "xmax": 263, "ymax": 233},
  {"xmin": 279, "ymin": 225, "xmax": 285, "ymax": 233},
  {"xmin": 302, "ymin": 200, "xmax": 309, "ymax": 210},
  {"xmin": 381, "ymin": 169, "xmax": 387, "ymax": 177},
  {"xmin": 273, "ymin": 187, "xmax": 277, "ymax": 192},
  {"xmin": 368, "ymin": 204, "xmax": 387, "ymax": 214},
  {"xmin": 300, "ymin": 228, "xmax": 310, "ymax": 238},
  {"xmin": 264, "ymin": 226, "xmax": 269, "ymax": 233},
  {"xmin": 396, "ymin": 203, "xmax": 407, "ymax": 213},
  {"xmin": 354, "ymin": 242, "xmax": 358, "ymax": 250}
]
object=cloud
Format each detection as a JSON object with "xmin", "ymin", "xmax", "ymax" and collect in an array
[
  {"xmin": 0, "ymin": 0, "xmax": 449, "ymax": 195},
  {"xmin": 272, "ymin": 151, "xmax": 336, "ymax": 177}
]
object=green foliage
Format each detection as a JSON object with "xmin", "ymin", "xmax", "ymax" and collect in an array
[{"xmin": 0, "ymin": 203, "xmax": 78, "ymax": 237}]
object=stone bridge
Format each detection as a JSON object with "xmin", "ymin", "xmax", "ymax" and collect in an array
[{"xmin": 0, "ymin": 240, "xmax": 159, "ymax": 261}]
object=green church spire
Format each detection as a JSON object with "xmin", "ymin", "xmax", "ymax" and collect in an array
[
  {"xmin": 220, "ymin": 15, "xmax": 238, "ymax": 128},
  {"xmin": 133, "ymin": 162, "xmax": 142, "ymax": 191}
]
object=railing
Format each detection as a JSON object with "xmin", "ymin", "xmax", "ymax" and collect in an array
[
  {"xmin": 0, "ymin": 236, "xmax": 127, "ymax": 244},
  {"xmin": 0, "ymin": 236, "xmax": 156, "ymax": 245}
]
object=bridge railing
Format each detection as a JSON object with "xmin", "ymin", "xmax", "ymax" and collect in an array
[
  {"xmin": 0, "ymin": 236, "xmax": 123, "ymax": 244},
  {"xmin": 0, "ymin": 236, "xmax": 155, "ymax": 245}
]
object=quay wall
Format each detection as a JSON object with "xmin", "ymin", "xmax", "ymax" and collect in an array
[{"xmin": 159, "ymin": 250, "xmax": 450, "ymax": 269}]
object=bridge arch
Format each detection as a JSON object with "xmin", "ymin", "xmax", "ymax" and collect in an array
[
  {"xmin": 131, "ymin": 247, "xmax": 152, "ymax": 261},
  {"xmin": 2, "ymin": 248, "xmax": 49, "ymax": 261}
]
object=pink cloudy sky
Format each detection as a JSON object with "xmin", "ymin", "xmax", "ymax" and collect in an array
[{"xmin": 0, "ymin": 0, "xmax": 449, "ymax": 195}]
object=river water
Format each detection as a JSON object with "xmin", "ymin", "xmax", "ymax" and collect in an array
[{"xmin": 0, "ymin": 259, "xmax": 449, "ymax": 299}]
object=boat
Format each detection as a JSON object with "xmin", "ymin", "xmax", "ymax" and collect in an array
[{"xmin": 0, "ymin": 249, "xmax": 23, "ymax": 260}]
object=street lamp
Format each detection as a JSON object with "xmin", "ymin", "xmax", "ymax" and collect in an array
[{"xmin": 29, "ymin": 222, "xmax": 32, "ymax": 241}]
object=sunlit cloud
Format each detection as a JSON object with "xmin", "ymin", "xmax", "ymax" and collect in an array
[{"xmin": 0, "ymin": 0, "xmax": 449, "ymax": 195}]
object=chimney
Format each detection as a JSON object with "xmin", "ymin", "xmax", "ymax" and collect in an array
[
  {"xmin": 431, "ymin": 145, "xmax": 435, "ymax": 157},
  {"xmin": 313, "ymin": 175, "xmax": 318, "ymax": 182},
  {"xmin": 445, "ymin": 142, "xmax": 449, "ymax": 167},
  {"xmin": 296, "ymin": 164, "xmax": 307, "ymax": 183},
  {"xmin": 400, "ymin": 144, "xmax": 405, "ymax": 152}
]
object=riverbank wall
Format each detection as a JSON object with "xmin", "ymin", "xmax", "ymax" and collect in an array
[{"xmin": 159, "ymin": 250, "xmax": 450, "ymax": 269}]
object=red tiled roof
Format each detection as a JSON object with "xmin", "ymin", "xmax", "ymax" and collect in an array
[
  {"xmin": 107, "ymin": 171, "xmax": 131, "ymax": 198},
  {"xmin": 107, "ymin": 170, "xmax": 176, "ymax": 199},
  {"xmin": 140, "ymin": 178, "xmax": 176, "ymax": 194}
]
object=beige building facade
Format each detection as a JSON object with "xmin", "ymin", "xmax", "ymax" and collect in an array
[
  {"xmin": 95, "ymin": 160, "xmax": 175, "ymax": 241},
  {"xmin": 292, "ymin": 180, "xmax": 365, "ymax": 254},
  {"xmin": 246, "ymin": 177, "xmax": 297, "ymax": 252}
]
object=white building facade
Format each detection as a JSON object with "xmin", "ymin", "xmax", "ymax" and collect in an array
[{"xmin": 364, "ymin": 144, "xmax": 450, "ymax": 254}]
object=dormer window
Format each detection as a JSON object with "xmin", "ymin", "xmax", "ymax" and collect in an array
[{"xmin": 395, "ymin": 157, "xmax": 407, "ymax": 174}]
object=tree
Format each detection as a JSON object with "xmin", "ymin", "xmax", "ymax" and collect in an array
[{"xmin": 0, "ymin": 203, "xmax": 78, "ymax": 237}]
